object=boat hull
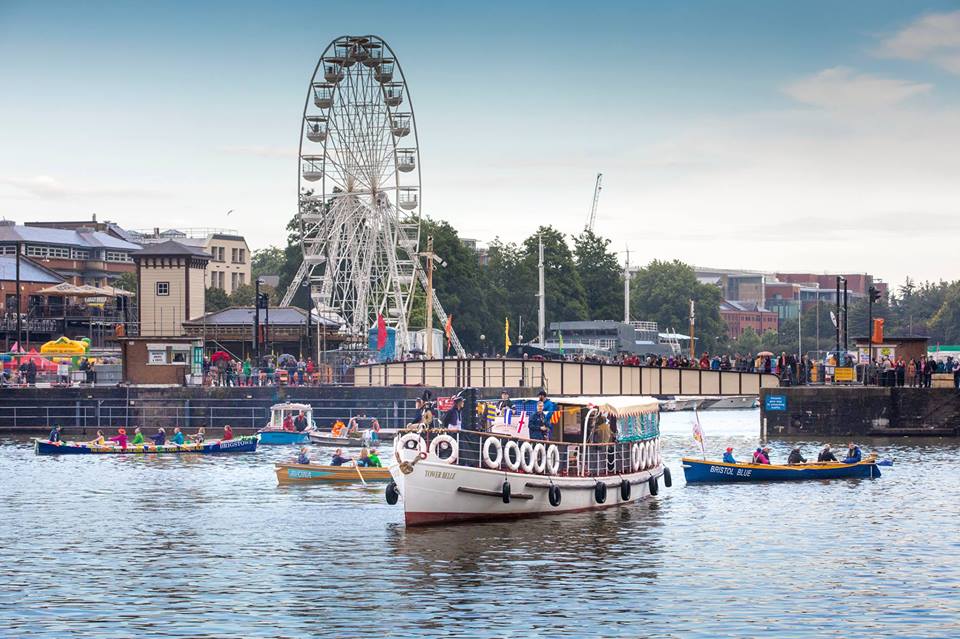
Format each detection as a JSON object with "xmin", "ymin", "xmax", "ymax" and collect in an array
[
  {"xmin": 390, "ymin": 460, "xmax": 663, "ymax": 526},
  {"xmin": 275, "ymin": 462, "xmax": 391, "ymax": 484},
  {"xmin": 258, "ymin": 430, "xmax": 310, "ymax": 445},
  {"xmin": 34, "ymin": 436, "xmax": 258, "ymax": 456},
  {"xmin": 307, "ymin": 431, "xmax": 396, "ymax": 447},
  {"xmin": 681, "ymin": 457, "xmax": 881, "ymax": 483}
]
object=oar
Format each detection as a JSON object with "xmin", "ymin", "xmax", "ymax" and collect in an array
[{"xmin": 351, "ymin": 457, "xmax": 368, "ymax": 486}]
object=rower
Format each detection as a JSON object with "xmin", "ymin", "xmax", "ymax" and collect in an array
[
  {"xmin": 296, "ymin": 446, "xmax": 311, "ymax": 465},
  {"xmin": 48, "ymin": 425, "xmax": 63, "ymax": 443},
  {"xmin": 330, "ymin": 447, "xmax": 352, "ymax": 466},
  {"xmin": 367, "ymin": 448, "xmax": 382, "ymax": 467},
  {"xmin": 723, "ymin": 447, "xmax": 736, "ymax": 463},
  {"xmin": 170, "ymin": 427, "xmax": 185, "ymax": 445},
  {"xmin": 818, "ymin": 444, "xmax": 838, "ymax": 462},
  {"xmin": 842, "ymin": 441, "xmax": 862, "ymax": 463},
  {"xmin": 130, "ymin": 427, "xmax": 145, "ymax": 445},
  {"xmin": 222, "ymin": 425, "xmax": 234, "ymax": 441},
  {"xmin": 151, "ymin": 428, "xmax": 166, "ymax": 445},
  {"xmin": 787, "ymin": 446, "xmax": 806, "ymax": 465}
]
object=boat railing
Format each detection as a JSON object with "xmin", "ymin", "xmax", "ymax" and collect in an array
[{"xmin": 393, "ymin": 427, "xmax": 661, "ymax": 479}]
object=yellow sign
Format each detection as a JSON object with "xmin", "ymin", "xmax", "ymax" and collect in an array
[{"xmin": 834, "ymin": 367, "xmax": 855, "ymax": 382}]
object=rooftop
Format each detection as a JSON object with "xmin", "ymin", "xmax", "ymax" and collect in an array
[
  {"xmin": 133, "ymin": 240, "xmax": 212, "ymax": 258},
  {"xmin": 0, "ymin": 255, "xmax": 64, "ymax": 284},
  {"xmin": 184, "ymin": 306, "xmax": 339, "ymax": 327},
  {"xmin": 0, "ymin": 222, "xmax": 141, "ymax": 251}
]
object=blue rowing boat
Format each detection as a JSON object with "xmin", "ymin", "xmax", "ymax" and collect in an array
[
  {"xmin": 257, "ymin": 430, "xmax": 310, "ymax": 445},
  {"xmin": 34, "ymin": 436, "xmax": 258, "ymax": 456},
  {"xmin": 681, "ymin": 457, "xmax": 881, "ymax": 483}
]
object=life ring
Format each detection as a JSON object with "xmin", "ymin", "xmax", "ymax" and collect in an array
[
  {"xmin": 546, "ymin": 445, "xmax": 561, "ymax": 475},
  {"xmin": 594, "ymin": 482, "xmax": 607, "ymax": 504},
  {"xmin": 656, "ymin": 439, "xmax": 663, "ymax": 467},
  {"xmin": 533, "ymin": 443, "xmax": 547, "ymax": 474},
  {"xmin": 620, "ymin": 478, "xmax": 631, "ymax": 501},
  {"xmin": 631, "ymin": 442, "xmax": 641, "ymax": 472},
  {"xmin": 397, "ymin": 433, "xmax": 426, "ymax": 463},
  {"xmin": 385, "ymin": 481, "xmax": 400, "ymax": 505},
  {"xmin": 501, "ymin": 480, "xmax": 511, "ymax": 504},
  {"xmin": 504, "ymin": 440, "xmax": 521, "ymax": 471},
  {"xmin": 429, "ymin": 434, "xmax": 458, "ymax": 464},
  {"xmin": 519, "ymin": 441, "xmax": 535, "ymax": 473},
  {"xmin": 548, "ymin": 484, "xmax": 561, "ymax": 507},
  {"xmin": 648, "ymin": 476, "xmax": 659, "ymax": 496},
  {"xmin": 644, "ymin": 440, "xmax": 654, "ymax": 470},
  {"xmin": 482, "ymin": 437, "xmax": 503, "ymax": 469},
  {"xmin": 663, "ymin": 466, "xmax": 673, "ymax": 488}
]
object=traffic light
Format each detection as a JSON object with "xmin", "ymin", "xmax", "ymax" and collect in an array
[
  {"xmin": 256, "ymin": 293, "xmax": 270, "ymax": 309},
  {"xmin": 869, "ymin": 286, "xmax": 881, "ymax": 303}
]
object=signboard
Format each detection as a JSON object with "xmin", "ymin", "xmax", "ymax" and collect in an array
[
  {"xmin": 147, "ymin": 350, "xmax": 166, "ymax": 365},
  {"xmin": 834, "ymin": 367, "xmax": 855, "ymax": 382},
  {"xmin": 764, "ymin": 395, "xmax": 787, "ymax": 411},
  {"xmin": 859, "ymin": 345, "xmax": 896, "ymax": 363}
]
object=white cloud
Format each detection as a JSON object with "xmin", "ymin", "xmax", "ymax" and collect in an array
[
  {"xmin": 878, "ymin": 10, "xmax": 960, "ymax": 74},
  {"xmin": 782, "ymin": 67, "xmax": 932, "ymax": 110},
  {"xmin": 0, "ymin": 175, "xmax": 161, "ymax": 199}
]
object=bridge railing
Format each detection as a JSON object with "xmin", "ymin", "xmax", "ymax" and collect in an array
[{"xmin": 353, "ymin": 359, "xmax": 780, "ymax": 396}]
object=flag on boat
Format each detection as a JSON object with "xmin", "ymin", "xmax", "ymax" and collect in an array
[
  {"xmin": 692, "ymin": 410, "xmax": 706, "ymax": 458},
  {"xmin": 484, "ymin": 403, "xmax": 496, "ymax": 423},
  {"xmin": 504, "ymin": 317, "xmax": 512, "ymax": 353},
  {"xmin": 502, "ymin": 407, "xmax": 513, "ymax": 424},
  {"xmin": 517, "ymin": 411, "xmax": 526, "ymax": 434}
]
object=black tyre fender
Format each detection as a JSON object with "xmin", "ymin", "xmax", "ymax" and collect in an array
[
  {"xmin": 501, "ymin": 480, "xmax": 512, "ymax": 504},
  {"xmin": 594, "ymin": 482, "xmax": 607, "ymax": 504},
  {"xmin": 648, "ymin": 476, "xmax": 659, "ymax": 496},
  {"xmin": 385, "ymin": 481, "xmax": 399, "ymax": 505},
  {"xmin": 548, "ymin": 484, "xmax": 562, "ymax": 507},
  {"xmin": 620, "ymin": 479, "xmax": 631, "ymax": 501},
  {"xmin": 663, "ymin": 466, "xmax": 673, "ymax": 488}
]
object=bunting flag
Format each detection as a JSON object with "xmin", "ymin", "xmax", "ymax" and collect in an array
[
  {"xmin": 516, "ymin": 411, "xmax": 527, "ymax": 434},
  {"xmin": 376, "ymin": 314, "xmax": 387, "ymax": 350},
  {"xmin": 445, "ymin": 315, "xmax": 453, "ymax": 353},
  {"xmin": 504, "ymin": 317, "xmax": 512, "ymax": 353},
  {"xmin": 502, "ymin": 407, "xmax": 513, "ymax": 424}
]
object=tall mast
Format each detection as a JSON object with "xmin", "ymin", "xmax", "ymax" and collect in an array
[{"xmin": 537, "ymin": 236, "xmax": 545, "ymax": 347}]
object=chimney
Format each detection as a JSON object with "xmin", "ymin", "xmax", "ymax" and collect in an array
[{"xmin": 92, "ymin": 213, "xmax": 97, "ymax": 222}]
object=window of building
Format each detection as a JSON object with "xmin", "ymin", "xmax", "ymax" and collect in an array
[
  {"xmin": 71, "ymin": 249, "xmax": 90, "ymax": 259},
  {"xmin": 26, "ymin": 245, "xmax": 46, "ymax": 258},
  {"xmin": 238, "ymin": 248, "xmax": 245, "ymax": 263},
  {"xmin": 231, "ymin": 272, "xmax": 239, "ymax": 290},
  {"xmin": 216, "ymin": 246, "xmax": 225, "ymax": 262},
  {"xmin": 104, "ymin": 251, "xmax": 132, "ymax": 263},
  {"xmin": 156, "ymin": 281, "xmax": 170, "ymax": 296},
  {"xmin": 0, "ymin": 245, "xmax": 16, "ymax": 255},
  {"xmin": 238, "ymin": 273, "xmax": 245, "ymax": 286},
  {"xmin": 231, "ymin": 248, "xmax": 238, "ymax": 263}
]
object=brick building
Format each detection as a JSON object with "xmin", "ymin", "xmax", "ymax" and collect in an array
[{"xmin": 719, "ymin": 300, "xmax": 778, "ymax": 339}]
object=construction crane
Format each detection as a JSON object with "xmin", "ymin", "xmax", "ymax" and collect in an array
[{"xmin": 586, "ymin": 172, "xmax": 603, "ymax": 232}]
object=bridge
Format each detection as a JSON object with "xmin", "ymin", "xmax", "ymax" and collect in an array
[{"xmin": 353, "ymin": 358, "xmax": 780, "ymax": 396}]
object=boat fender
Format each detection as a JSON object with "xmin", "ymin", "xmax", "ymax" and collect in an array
[
  {"xmin": 548, "ymin": 484, "xmax": 562, "ymax": 507},
  {"xmin": 502, "ymin": 480, "xmax": 511, "ymax": 504},
  {"xmin": 663, "ymin": 466, "xmax": 672, "ymax": 488},
  {"xmin": 482, "ymin": 436, "xmax": 503, "ymax": 469},
  {"xmin": 385, "ymin": 481, "xmax": 400, "ymax": 505},
  {"xmin": 620, "ymin": 478, "xmax": 631, "ymax": 501},
  {"xmin": 519, "ymin": 441, "xmax": 536, "ymax": 473},
  {"xmin": 594, "ymin": 482, "xmax": 607, "ymax": 504},
  {"xmin": 631, "ymin": 442, "xmax": 641, "ymax": 472},
  {"xmin": 533, "ymin": 443, "xmax": 547, "ymax": 474},
  {"xmin": 648, "ymin": 476, "xmax": 659, "ymax": 496},
  {"xmin": 503, "ymin": 440, "xmax": 522, "ymax": 471},
  {"xmin": 429, "ymin": 434, "xmax": 458, "ymax": 464},
  {"xmin": 546, "ymin": 444, "xmax": 561, "ymax": 475}
]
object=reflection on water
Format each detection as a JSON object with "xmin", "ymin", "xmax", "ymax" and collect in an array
[{"xmin": 2, "ymin": 409, "xmax": 959, "ymax": 638}]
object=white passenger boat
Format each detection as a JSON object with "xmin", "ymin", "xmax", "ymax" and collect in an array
[{"xmin": 385, "ymin": 395, "xmax": 670, "ymax": 526}]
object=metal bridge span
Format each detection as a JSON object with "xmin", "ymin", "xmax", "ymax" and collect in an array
[{"xmin": 354, "ymin": 359, "xmax": 780, "ymax": 396}]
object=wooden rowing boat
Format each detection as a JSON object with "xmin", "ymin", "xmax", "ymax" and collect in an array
[
  {"xmin": 34, "ymin": 436, "xmax": 258, "ymax": 456},
  {"xmin": 681, "ymin": 457, "xmax": 881, "ymax": 483},
  {"xmin": 275, "ymin": 462, "xmax": 391, "ymax": 484}
]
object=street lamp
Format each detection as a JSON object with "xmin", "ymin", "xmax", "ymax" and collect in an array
[
  {"xmin": 480, "ymin": 334, "xmax": 485, "ymax": 357},
  {"xmin": 867, "ymin": 285, "xmax": 882, "ymax": 382}
]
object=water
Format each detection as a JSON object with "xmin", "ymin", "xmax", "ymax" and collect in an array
[{"xmin": 2, "ymin": 409, "xmax": 958, "ymax": 638}]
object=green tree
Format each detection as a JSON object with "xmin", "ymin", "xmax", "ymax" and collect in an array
[
  {"xmin": 573, "ymin": 228, "xmax": 624, "ymax": 321},
  {"xmin": 730, "ymin": 326, "xmax": 761, "ymax": 357},
  {"xmin": 630, "ymin": 260, "xmax": 726, "ymax": 353},
  {"xmin": 205, "ymin": 287, "xmax": 230, "ymax": 312},
  {"xmin": 521, "ymin": 226, "xmax": 589, "ymax": 326},
  {"xmin": 251, "ymin": 246, "xmax": 286, "ymax": 280},
  {"xmin": 228, "ymin": 284, "xmax": 256, "ymax": 306},
  {"xmin": 114, "ymin": 271, "xmax": 137, "ymax": 294},
  {"xmin": 930, "ymin": 283, "xmax": 960, "ymax": 343}
]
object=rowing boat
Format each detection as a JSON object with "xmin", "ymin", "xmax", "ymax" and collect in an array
[
  {"xmin": 681, "ymin": 457, "xmax": 881, "ymax": 483},
  {"xmin": 34, "ymin": 436, "xmax": 259, "ymax": 456},
  {"xmin": 275, "ymin": 462, "xmax": 391, "ymax": 484}
]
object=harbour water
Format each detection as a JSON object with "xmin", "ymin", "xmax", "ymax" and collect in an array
[{"xmin": 2, "ymin": 409, "xmax": 958, "ymax": 638}]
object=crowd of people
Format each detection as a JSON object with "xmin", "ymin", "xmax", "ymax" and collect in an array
[{"xmin": 46, "ymin": 424, "xmax": 227, "ymax": 448}]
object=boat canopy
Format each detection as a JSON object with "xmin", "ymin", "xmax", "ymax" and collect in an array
[
  {"xmin": 539, "ymin": 395, "xmax": 660, "ymax": 416},
  {"xmin": 271, "ymin": 402, "xmax": 312, "ymax": 412}
]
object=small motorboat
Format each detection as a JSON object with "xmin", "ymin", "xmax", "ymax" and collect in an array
[
  {"xmin": 307, "ymin": 415, "xmax": 396, "ymax": 447},
  {"xmin": 681, "ymin": 457, "xmax": 881, "ymax": 483},
  {"xmin": 258, "ymin": 402, "xmax": 316, "ymax": 445},
  {"xmin": 275, "ymin": 462, "xmax": 391, "ymax": 484},
  {"xmin": 34, "ymin": 436, "xmax": 258, "ymax": 456}
]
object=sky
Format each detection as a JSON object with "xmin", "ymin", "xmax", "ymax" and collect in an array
[{"xmin": 1, "ymin": 0, "xmax": 959, "ymax": 289}]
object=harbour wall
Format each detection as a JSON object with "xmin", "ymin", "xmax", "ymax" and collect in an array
[
  {"xmin": 760, "ymin": 387, "xmax": 960, "ymax": 437},
  {"xmin": 0, "ymin": 385, "xmax": 535, "ymax": 434}
]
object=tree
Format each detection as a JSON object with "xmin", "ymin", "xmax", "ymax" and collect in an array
[
  {"xmin": 205, "ymin": 287, "xmax": 230, "ymax": 312},
  {"xmin": 573, "ymin": 228, "xmax": 624, "ymax": 321},
  {"xmin": 521, "ymin": 226, "xmax": 589, "ymax": 328},
  {"xmin": 251, "ymin": 246, "xmax": 286, "ymax": 280},
  {"xmin": 114, "ymin": 271, "xmax": 137, "ymax": 294},
  {"xmin": 930, "ymin": 283, "xmax": 960, "ymax": 343},
  {"xmin": 228, "ymin": 284, "xmax": 256, "ymax": 307},
  {"xmin": 630, "ymin": 260, "xmax": 726, "ymax": 353},
  {"xmin": 730, "ymin": 326, "xmax": 761, "ymax": 357}
]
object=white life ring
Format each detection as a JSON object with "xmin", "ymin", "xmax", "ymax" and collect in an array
[
  {"xmin": 482, "ymin": 436, "xmax": 503, "ymax": 469},
  {"xmin": 655, "ymin": 438, "xmax": 662, "ymax": 467},
  {"xmin": 429, "ymin": 434, "xmax": 458, "ymax": 464},
  {"xmin": 533, "ymin": 443, "xmax": 547, "ymax": 474},
  {"xmin": 519, "ymin": 441, "xmax": 535, "ymax": 473},
  {"xmin": 504, "ymin": 440, "xmax": 522, "ymax": 471},
  {"xmin": 649, "ymin": 440, "xmax": 658, "ymax": 469},
  {"xmin": 642, "ymin": 440, "xmax": 652, "ymax": 470},
  {"xmin": 546, "ymin": 444, "xmax": 561, "ymax": 475},
  {"xmin": 631, "ymin": 442, "xmax": 641, "ymax": 472},
  {"xmin": 397, "ymin": 433, "xmax": 426, "ymax": 463}
]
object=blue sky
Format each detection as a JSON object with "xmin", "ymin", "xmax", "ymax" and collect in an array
[{"xmin": 1, "ymin": 1, "xmax": 959, "ymax": 286}]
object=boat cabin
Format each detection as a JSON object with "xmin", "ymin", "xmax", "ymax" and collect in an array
[{"xmin": 266, "ymin": 402, "xmax": 315, "ymax": 431}]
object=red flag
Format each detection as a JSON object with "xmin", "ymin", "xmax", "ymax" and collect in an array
[
  {"xmin": 376, "ymin": 314, "xmax": 387, "ymax": 350},
  {"xmin": 445, "ymin": 315, "xmax": 452, "ymax": 352}
]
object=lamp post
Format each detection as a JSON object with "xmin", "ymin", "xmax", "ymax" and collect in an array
[
  {"xmin": 867, "ymin": 285, "xmax": 881, "ymax": 383},
  {"xmin": 480, "ymin": 334, "xmax": 485, "ymax": 357}
]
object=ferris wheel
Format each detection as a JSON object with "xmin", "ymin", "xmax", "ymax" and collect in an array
[{"xmin": 282, "ymin": 35, "xmax": 463, "ymax": 356}]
